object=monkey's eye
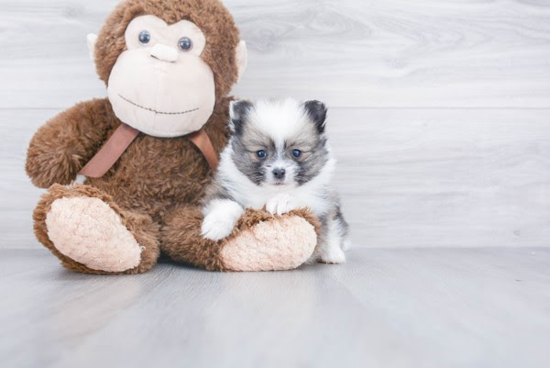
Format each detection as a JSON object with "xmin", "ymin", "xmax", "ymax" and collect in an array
[
  {"xmin": 292, "ymin": 149, "xmax": 302, "ymax": 158},
  {"xmin": 178, "ymin": 37, "xmax": 193, "ymax": 51},
  {"xmin": 138, "ymin": 31, "xmax": 151, "ymax": 45},
  {"xmin": 256, "ymin": 150, "xmax": 267, "ymax": 159}
]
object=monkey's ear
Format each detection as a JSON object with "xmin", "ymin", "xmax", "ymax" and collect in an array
[
  {"xmin": 235, "ymin": 40, "xmax": 248, "ymax": 82},
  {"xmin": 303, "ymin": 100, "xmax": 328, "ymax": 134},
  {"xmin": 87, "ymin": 33, "xmax": 98, "ymax": 61},
  {"xmin": 229, "ymin": 100, "xmax": 253, "ymax": 134}
]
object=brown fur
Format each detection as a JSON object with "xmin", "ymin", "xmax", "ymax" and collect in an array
[
  {"xmin": 26, "ymin": 0, "xmax": 318, "ymax": 274},
  {"xmin": 25, "ymin": 99, "xmax": 115, "ymax": 188},
  {"xmin": 95, "ymin": 0, "xmax": 240, "ymax": 102}
]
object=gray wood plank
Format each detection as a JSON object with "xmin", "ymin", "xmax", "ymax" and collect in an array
[
  {"xmin": 1, "ymin": 0, "xmax": 550, "ymax": 109},
  {"xmin": 3, "ymin": 108, "xmax": 550, "ymax": 249},
  {"xmin": 328, "ymin": 248, "xmax": 550, "ymax": 368},
  {"xmin": 0, "ymin": 248, "xmax": 549, "ymax": 368}
]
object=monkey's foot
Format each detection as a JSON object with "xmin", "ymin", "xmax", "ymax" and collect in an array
[
  {"xmin": 46, "ymin": 197, "xmax": 143, "ymax": 273},
  {"xmin": 221, "ymin": 212, "xmax": 317, "ymax": 272},
  {"xmin": 34, "ymin": 184, "xmax": 160, "ymax": 275}
]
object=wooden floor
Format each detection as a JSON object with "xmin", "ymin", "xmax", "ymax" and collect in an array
[{"xmin": 1, "ymin": 248, "xmax": 549, "ymax": 368}]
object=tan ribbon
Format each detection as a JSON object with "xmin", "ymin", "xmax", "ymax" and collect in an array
[
  {"xmin": 188, "ymin": 128, "xmax": 219, "ymax": 171},
  {"xmin": 79, "ymin": 123, "xmax": 219, "ymax": 179}
]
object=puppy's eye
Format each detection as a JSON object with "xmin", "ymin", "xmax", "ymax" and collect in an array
[
  {"xmin": 139, "ymin": 31, "xmax": 151, "ymax": 45},
  {"xmin": 257, "ymin": 150, "xmax": 267, "ymax": 159},
  {"xmin": 178, "ymin": 37, "xmax": 193, "ymax": 51},
  {"xmin": 292, "ymin": 149, "xmax": 302, "ymax": 158}
]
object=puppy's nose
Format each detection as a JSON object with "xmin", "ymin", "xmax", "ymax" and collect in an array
[{"xmin": 273, "ymin": 168, "xmax": 286, "ymax": 180}]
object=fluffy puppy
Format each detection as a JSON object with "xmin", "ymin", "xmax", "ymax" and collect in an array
[{"xmin": 201, "ymin": 99, "xmax": 350, "ymax": 264}]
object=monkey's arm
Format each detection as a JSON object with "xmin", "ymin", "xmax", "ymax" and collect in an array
[{"xmin": 26, "ymin": 98, "xmax": 114, "ymax": 188}]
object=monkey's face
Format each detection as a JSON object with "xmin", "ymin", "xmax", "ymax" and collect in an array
[{"xmin": 107, "ymin": 15, "xmax": 216, "ymax": 138}]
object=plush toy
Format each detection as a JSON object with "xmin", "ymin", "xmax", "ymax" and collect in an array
[{"xmin": 25, "ymin": 0, "xmax": 319, "ymax": 274}]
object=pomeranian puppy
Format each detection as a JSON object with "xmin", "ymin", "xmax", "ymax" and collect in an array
[{"xmin": 201, "ymin": 98, "xmax": 350, "ymax": 264}]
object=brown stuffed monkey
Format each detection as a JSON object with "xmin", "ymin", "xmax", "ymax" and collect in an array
[{"xmin": 25, "ymin": 0, "xmax": 319, "ymax": 274}]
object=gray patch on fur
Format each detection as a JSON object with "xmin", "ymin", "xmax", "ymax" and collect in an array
[
  {"xmin": 303, "ymin": 100, "xmax": 328, "ymax": 134},
  {"xmin": 319, "ymin": 193, "xmax": 349, "ymax": 245},
  {"xmin": 230, "ymin": 122, "xmax": 277, "ymax": 185},
  {"xmin": 333, "ymin": 204, "xmax": 350, "ymax": 239},
  {"xmin": 230, "ymin": 100, "xmax": 254, "ymax": 135},
  {"xmin": 202, "ymin": 174, "xmax": 235, "ymax": 206},
  {"xmin": 293, "ymin": 135, "xmax": 329, "ymax": 186}
]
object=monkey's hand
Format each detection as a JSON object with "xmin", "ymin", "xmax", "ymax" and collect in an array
[
  {"xmin": 26, "ymin": 99, "xmax": 113, "ymax": 188},
  {"xmin": 266, "ymin": 193, "xmax": 297, "ymax": 216}
]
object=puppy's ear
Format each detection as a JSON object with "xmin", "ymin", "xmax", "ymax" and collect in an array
[
  {"xmin": 229, "ymin": 100, "xmax": 254, "ymax": 134},
  {"xmin": 304, "ymin": 100, "xmax": 328, "ymax": 134}
]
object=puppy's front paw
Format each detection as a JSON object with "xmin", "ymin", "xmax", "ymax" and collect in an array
[
  {"xmin": 201, "ymin": 212, "xmax": 237, "ymax": 241},
  {"xmin": 319, "ymin": 246, "xmax": 347, "ymax": 264},
  {"xmin": 266, "ymin": 194, "xmax": 296, "ymax": 216},
  {"xmin": 201, "ymin": 200, "xmax": 245, "ymax": 241}
]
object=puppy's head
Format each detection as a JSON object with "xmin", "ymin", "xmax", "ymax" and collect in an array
[{"xmin": 228, "ymin": 98, "xmax": 330, "ymax": 187}]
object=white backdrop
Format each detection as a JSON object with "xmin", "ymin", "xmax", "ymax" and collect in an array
[{"xmin": 1, "ymin": 0, "xmax": 550, "ymax": 248}]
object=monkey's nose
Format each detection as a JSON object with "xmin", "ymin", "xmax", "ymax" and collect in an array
[
  {"xmin": 273, "ymin": 168, "xmax": 286, "ymax": 180},
  {"xmin": 150, "ymin": 44, "xmax": 178, "ymax": 63}
]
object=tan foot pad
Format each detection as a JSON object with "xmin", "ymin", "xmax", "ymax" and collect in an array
[
  {"xmin": 221, "ymin": 216, "xmax": 317, "ymax": 272},
  {"xmin": 46, "ymin": 197, "xmax": 142, "ymax": 273}
]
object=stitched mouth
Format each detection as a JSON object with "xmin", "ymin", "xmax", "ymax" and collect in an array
[{"xmin": 118, "ymin": 94, "xmax": 199, "ymax": 116}]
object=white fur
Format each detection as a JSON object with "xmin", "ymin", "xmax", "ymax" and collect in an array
[
  {"xmin": 312, "ymin": 215, "xmax": 347, "ymax": 264},
  {"xmin": 266, "ymin": 193, "xmax": 296, "ymax": 216},
  {"xmin": 247, "ymin": 99, "xmax": 311, "ymax": 150},
  {"xmin": 217, "ymin": 144, "xmax": 337, "ymax": 217},
  {"xmin": 74, "ymin": 174, "xmax": 87, "ymax": 185},
  {"xmin": 202, "ymin": 199, "xmax": 245, "ymax": 241}
]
